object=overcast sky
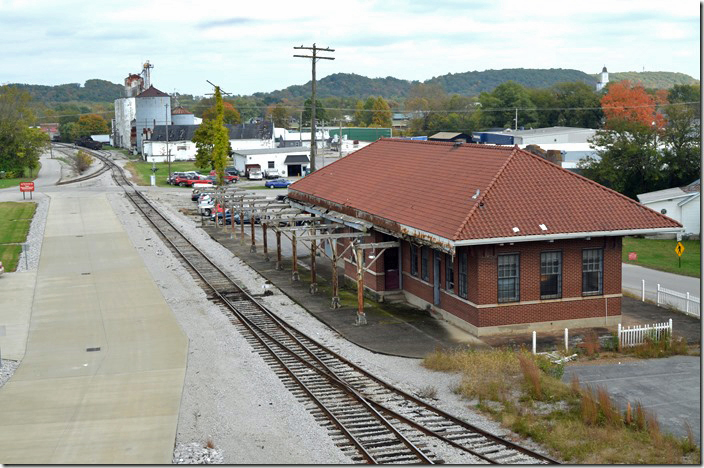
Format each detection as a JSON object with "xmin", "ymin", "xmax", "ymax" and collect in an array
[{"xmin": 0, "ymin": 0, "xmax": 699, "ymax": 97}]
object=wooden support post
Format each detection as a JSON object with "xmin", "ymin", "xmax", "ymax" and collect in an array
[
  {"xmin": 331, "ymin": 238, "xmax": 340, "ymax": 308},
  {"xmin": 355, "ymin": 247, "xmax": 367, "ymax": 325},
  {"xmin": 262, "ymin": 222, "xmax": 269, "ymax": 261},
  {"xmin": 310, "ymin": 235, "xmax": 318, "ymax": 294},
  {"xmin": 231, "ymin": 201, "xmax": 235, "ymax": 238},
  {"xmin": 291, "ymin": 223, "xmax": 299, "ymax": 281},
  {"xmin": 276, "ymin": 230, "xmax": 283, "ymax": 270},
  {"xmin": 221, "ymin": 194, "xmax": 227, "ymax": 233},
  {"xmin": 239, "ymin": 207, "xmax": 245, "ymax": 245},
  {"xmin": 250, "ymin": 211, "xmax": 256, "ymax": 252}
]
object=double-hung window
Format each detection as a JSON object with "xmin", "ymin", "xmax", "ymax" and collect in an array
[
  {"xmin": 445, "ymin": 253, "xmax": 454, "ymax": 291},
  {"xmin": 498, "ymin": 254, "xmax": 519, "ymax": 303},
  {"xmin": 540, "ymin": 251, "xmax": 562, "ymax": 299},
  {"xmin": 410, "ymin": 245, "xmax": 418, "ymax": 277},
  {"xmin": 458, "ymin": 252, "xmax": 468, "ymax": 299},
  {"xmin": 421, "ymin": 246, "xmax": 429, "ymax": 281},
  {"xmin": 582, "ymin": 248, "xmax": 603, "ymax": 295}
]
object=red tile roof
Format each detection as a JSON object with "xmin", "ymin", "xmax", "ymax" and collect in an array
[
  {"xmin": 136, "ymin": 85, "xmax": 169, "ymax": 98},
  {"xmin": 288, "ymin": 139, "xmax": 681, "ymax": 242},
  {"xmin": 171, "ymin": 106, "xmax": 192, "ymax": 115}
]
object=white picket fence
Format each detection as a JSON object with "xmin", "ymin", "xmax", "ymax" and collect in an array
[
  {"xmin": 657, "ymin": 284, "xmax": 700, "ymax": 318},
  {"xmin": 618, "ymin": 319, "xmax": 672, "ymax": 348}
]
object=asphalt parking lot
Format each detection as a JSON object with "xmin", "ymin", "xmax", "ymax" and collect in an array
[{"xmin": 563, "ymin": 355, "xmax": 700, "ymax": 445}]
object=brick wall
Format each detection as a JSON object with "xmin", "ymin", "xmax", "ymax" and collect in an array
[
  {"xmin": 401, "ymin": 237, "xmax": 623, "ymax": 329},
  {"xmin": 340, "ymin": 230, "xmax": 386, "ymax": 291}
]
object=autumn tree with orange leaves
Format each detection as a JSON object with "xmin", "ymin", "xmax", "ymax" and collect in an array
[{"xmin": 600, "ymin": 80, "xmax": 667, "ymax": 130}]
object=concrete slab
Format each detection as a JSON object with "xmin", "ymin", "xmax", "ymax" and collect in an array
[
  {"xmin": 0, "ymin": 271, "xmax": 36, "ymax": 360},
  {"xmin": 0, "ymin": 192, "xmax": 188, "ymax": 464}
]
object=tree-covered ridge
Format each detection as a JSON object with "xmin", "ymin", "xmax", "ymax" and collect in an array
[
  {"xmin": 254, "ymin": 73, "xmax": 415, "ymax": 101},
  {"xmin": 9, "ymin": 79, "xmax": 124, "ymax": 103},
  {"xmin": 591, "ymin": 71, "xmax": 699, "ymax": 89},
  {"xmin": 426, "ymin": 68, "xmax": 596, "ymax": 95}
]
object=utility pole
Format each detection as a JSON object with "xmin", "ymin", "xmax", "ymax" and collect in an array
[
  {"xmin": 165, "ymin": 104, "xmax": 171, "ymax": 180},
  {"xmin": 293, "ymin": 43, "xmax": 335, "ymax": 173},
  {"xmin": 514, "ymin": 108, "xmax": 518, "ymax": 130}
]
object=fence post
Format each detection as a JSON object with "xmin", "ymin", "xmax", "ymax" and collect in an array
[
  {"xmin": 669, "ymin": 318, "xmax": 673, "ymax": 342},
  {"xmin": 532, "ymin": 331, "xmax": 536, "ymax": 355},
  {"xmin": 656, "ymin": 284, "xmax": 661, "ymax": 306},
  {"xmin": 686, "ymin": 292, "xmax": 690, "ymax": 314},
  {"xmin": 641, "ymin": 279, "xmax": 645, "ymax": 301},
  {"xmin": 617, "ymin": 323, "xmax": 622, "ymax": 351},
  {"xmin": 564, "ymin": 328, "xmax": 569, "ymax": 352}
]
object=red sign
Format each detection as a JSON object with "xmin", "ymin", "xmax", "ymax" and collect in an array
[
  {"xmin": 628, "ymin": 252, "xmax": 637, "ymax": 261},
  {"xmin": 19, "ymin": 182, "xmax": 34, "ymax": 192}
]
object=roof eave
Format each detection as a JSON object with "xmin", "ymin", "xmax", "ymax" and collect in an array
[{"xmin": 454, "ymin": 227, "xmax": 684, "ymax": 246}]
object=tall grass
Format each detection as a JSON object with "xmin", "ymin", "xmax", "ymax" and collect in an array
[{"xmin": 423, "ymin": 347, "xmax": 699, "ymax": 464}]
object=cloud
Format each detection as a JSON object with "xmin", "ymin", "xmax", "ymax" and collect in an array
[{"xmin": 197, "ymin": 17, "xmax": 256, "ymax": 29}]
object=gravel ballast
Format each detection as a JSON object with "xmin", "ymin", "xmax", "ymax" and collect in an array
[{"xmin": 4, "ymin": 159, "xmax": 548, "ymax": 463}]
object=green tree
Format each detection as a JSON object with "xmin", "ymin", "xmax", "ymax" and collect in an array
[
  {"xmin": 661, "ymin": 102, "xmax": 700, "ymax": 187},
  {"xmin": 668, "ymin": 83, "xmax": 700, "ymax": 104},
  {"xmin": 580, "ymin": 120, "xmax": 664, "ymax": 199},
  {"xmin": 76, "ymin": 114, "xmax": 109, "ymax": 137},
  {"xmin": 478, "ymin": 81, "xmax": 537, "ymax": 129},
  {"xmin": 551, "ymin": 82, "xmax": 603, "ymax": 128},
  {"xmin": 352, "ymin": 100, "xmax": 366, "ymax": 126},
  {"xmin": 302, "ymin": 98, "xmax": 327, "ymax": 124},
  {"xmin": 370, "ymin": 97, "xmax": 392, "ymax": 127},
  {"xmin": 211, "ymin": 87, "xmax": 230, "ymax": 185},
  {"xmin": 192, "ymin": 119, "xmax": 215, "ymax": 171},
  {"xmin": 0, "ymin": 86, "xmax": 49, "ymax": 176},
  {"xmin": 267, "ymin": 103, "xmax": 290, "ymax": 128}
]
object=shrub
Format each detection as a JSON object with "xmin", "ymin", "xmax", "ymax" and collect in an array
[
  {"xmin": 75, "ymin": 150, "xmax": 93, "ymax": 174},
  {"xmin": 536, "ymin": 354, "xmax": 565, "ymax": 379},
  {"xmin": 580, "ymin": 330, "xmax": 601, "ymax": 356}
]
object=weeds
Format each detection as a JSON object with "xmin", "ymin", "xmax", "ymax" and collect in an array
[
  {"xmin": 579, "ymin": 330, "xmax": 601, "ymax": 356},
  {"xmin": 425, "ymin": 347, "xmax": 699, "ymax": 464},
  {"xmin": 518, "ymin": 353, "xmax": 542, "ymax": 399},
  {"xmin": 205, "ymin": 438, "xmax": 216, "ymax": 449},
  {"xmin": 417, "ymin": 385, "xmax": 438, "ymax": 399}
]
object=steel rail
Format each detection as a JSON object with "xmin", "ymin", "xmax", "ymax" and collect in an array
[{"xmin": 98, "ymin": 152, "xmax": 559, "ymax": 464}]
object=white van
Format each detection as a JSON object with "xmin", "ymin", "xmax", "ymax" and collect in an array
[{"xmin": 248, "ymin": 168, "xmax": 263, "ymax": 180}]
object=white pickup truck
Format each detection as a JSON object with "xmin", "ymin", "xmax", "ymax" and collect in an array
[{"xmin": 248, "ymin": 168, "xmax": 263, "ymax": 180}]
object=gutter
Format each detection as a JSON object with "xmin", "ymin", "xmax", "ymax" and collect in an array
[{"xmin": 454, "ymin": 227, "xmax": 684, "ymax": 247}]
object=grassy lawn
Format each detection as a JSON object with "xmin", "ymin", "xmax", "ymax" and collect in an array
[
  {"xmin": 623, "ymin": 237, "xmax": 700, "ymax": 278},
  {"xmin": 0, "ymin": 202, "xmax": 36, "ymax": 271},
  {"xmin": 0, "ymin": 163, "xmax": 41, "ymax": 189},
  {"xmin": 423, "ymin": 345, "xmax": 699, "ymax": 464},
  {"xmin": 126, "ymin": 160, "xmax": 204, "ymax": 187}
]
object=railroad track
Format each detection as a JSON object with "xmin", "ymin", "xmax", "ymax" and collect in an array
[
  {"xmin": 52, "ymin": 143, "xmax": 113, "ymax": 185},
  {"xmin": 93, "ymin": 150, "xmax": 559, "ymax": 464}
]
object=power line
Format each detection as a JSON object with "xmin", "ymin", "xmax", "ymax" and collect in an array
[{"xmin": 34, "ymin": 100, "xmax": 698, "ymax": 120}]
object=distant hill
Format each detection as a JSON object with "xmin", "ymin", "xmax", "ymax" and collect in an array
[
  {"xmin": 590, "ymin": 71, "xmax": 699, "ymax": 89},
  {"xmin": 255, "ymin": 68, "xmax": 598, "ymax": 101},
  {"xmin": 426, "ymin": 68, "xmax": 596, "ymax": 95},
  {"xmin": 8, "ymin": 79, "xmax": 123, "ymax": 103}
]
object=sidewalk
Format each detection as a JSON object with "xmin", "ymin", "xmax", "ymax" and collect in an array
[{"xmin": 0, "ymin": 192, "xmax": 188, "ymax": 464}]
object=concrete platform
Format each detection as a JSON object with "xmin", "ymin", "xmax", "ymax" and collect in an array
[
  {"xmin": 203, "ymin": 225, "xmax": 487, "ymax": 358},
  {"xmin": 0, "ymin": 192, "xmax": 188, "ymax": 464}
]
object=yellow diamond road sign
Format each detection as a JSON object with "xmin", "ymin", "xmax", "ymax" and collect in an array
[{"xmin": 675, "ymin": 242, "xmax": 685, "ymax": 257}]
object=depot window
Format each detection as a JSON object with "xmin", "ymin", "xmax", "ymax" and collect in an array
[
  {"xmin": 498, "ymin": 254, "xmax": 519, "ymax": 303},
  {"xmin": 540, "ymin": 251, "xmax": 562, "ymax": 299},
  {"xmin": 582, "ymin": 248, "xmax": 603, "ymax": 295}
]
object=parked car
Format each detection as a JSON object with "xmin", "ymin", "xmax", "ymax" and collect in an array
[
  {"xmin": 212, "ymin": 210, "xmax": 261, "ymax": 225},
  {"xmin": 209, "ymin": 170, "xmax": 239, "ymax": 183},
  {"xmin": 248, "ymin": 168, "xmax": 263, "ymax": 180},
  {"xmin": 0, "ymin": 260, "xmax": 4, "ymax": 276},
  {"xmin": 225, "ymin": 166, "xmax": 241, "ymax": 176},
  {"xmin": 167, "ymin": 172, "xmax": 187, "ymax": 184},
  {"xmin": 172, "ymin": 174, "xmax": 207, "ymax": 187},
  {"xmin": 265, "ymin": 178, "xmax": 293, "ymax": 189},
  {"xmin": 192, "ymin": 188, "xmax": 215, "ymax": 201},
  {"xmin": 264, "ymin": 168, "xmax": 281, "ymax": 179}
]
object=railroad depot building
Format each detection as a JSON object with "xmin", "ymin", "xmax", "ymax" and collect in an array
[{"xmin": 287, "ymin": 139, "xmax": 682, "ymax": 336}]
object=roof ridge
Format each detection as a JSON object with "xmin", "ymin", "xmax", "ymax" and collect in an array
[
  {"xmin": 515, "ymin": 147, "xmax": 682, "ymax": 226},
  {"xmin": 452, "ymin": 145, "xmax": 519, "ymax": 240},
  {"xmin": 385, "ymin": 138, "xmax": 516, "ymax": 152}
]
